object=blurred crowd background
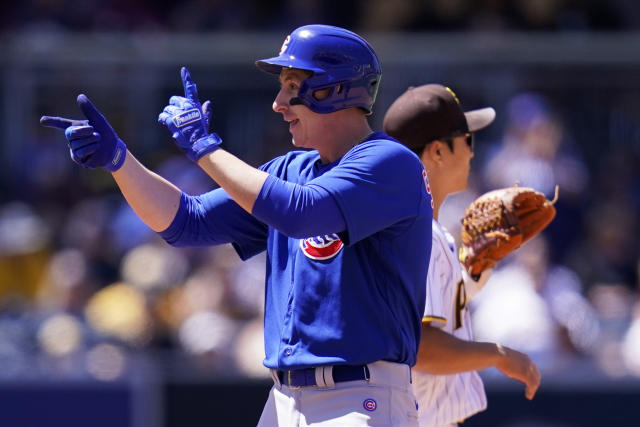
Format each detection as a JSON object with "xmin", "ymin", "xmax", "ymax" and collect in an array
[
  {"xmin": 5, "ymin": 0, "xmax": 640, "ymax": 32},
  {"xmin": 1, "ymin": 1, "xmax": 640, "ymax": 426}
]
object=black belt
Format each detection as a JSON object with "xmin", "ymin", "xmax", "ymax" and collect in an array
[{"xmin": 277, "ymin": 364, "xmax": 370, "ymax": 388}]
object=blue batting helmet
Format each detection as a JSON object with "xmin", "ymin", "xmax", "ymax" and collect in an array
[{"xmin": 255, "ymin": 24, "xmax": 382, "ymax": 114}]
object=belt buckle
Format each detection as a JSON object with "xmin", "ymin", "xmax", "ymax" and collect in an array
[{"xmin": 287, "ymin": 370, "xmax": 302, "ymax": 390}]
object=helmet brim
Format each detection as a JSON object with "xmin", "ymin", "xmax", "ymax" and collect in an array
[{"xmin": 255, "ymin": 56, "xmax": 325, "ymax": 76}]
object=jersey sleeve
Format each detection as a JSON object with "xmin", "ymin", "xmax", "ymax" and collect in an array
[
  {"xmin": 252, "ymin": 174, "xmax": 346, "ymax": 238},
  {"xmin": 423, "ymin": 239, "xmax": 447, "ymax": 328},
  {"xmin": 158, "ymin": 190, "xmax": 268, "ymax": 260},
  {"xmin": 310, "ymin": 140, "xmax": 429, "ymax": 245}
]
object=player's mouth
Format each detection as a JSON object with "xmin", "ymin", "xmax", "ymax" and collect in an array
[{"xmin": 289, "ymin": 119, "xmax": 300, "ymax": 131}]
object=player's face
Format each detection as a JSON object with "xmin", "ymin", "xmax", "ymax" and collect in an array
[
  {"xmin": 272, "ymin": 69, "xmax": 331, "ymax": 149},
  {"xmin": 443, "ymin": 134, "xmax": 474, "ymax": 193}
]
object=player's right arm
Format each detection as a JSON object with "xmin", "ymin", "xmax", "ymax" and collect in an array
[
  {"xmin": 40, "ymin": 94, "xmax": 181, "ymax": 232},
  {"xmin": 416, "ymin": 324, "xmax": 541, "ymax": 400},
  {"xmin": 111, "ymin": 151, "xmax": 181, "ymax": 232}
]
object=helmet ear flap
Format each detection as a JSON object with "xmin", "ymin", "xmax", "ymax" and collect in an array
[
  {"xmin": 312, "ymin": 85, "xmax": 339, "ymax": 101},
  {"xmin": 295, "ymin": 79, "xmax": 350, "ymax": 114},
  {"xmin": 368, "ymin": 74, "xmax": 381, "ymax": 103}
]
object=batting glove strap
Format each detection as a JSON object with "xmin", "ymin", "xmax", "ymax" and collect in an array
[
  {"xmin": 188, "ymin": 132, "xmax": 223, "ymax": 163},
  {"xmin": 104, "ymin": 138, "xmax": 127, "ymax": 172}
]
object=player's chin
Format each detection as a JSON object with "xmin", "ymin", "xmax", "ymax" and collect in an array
[{"xmin": 290, "ymin": 132, "xmax": 307, "ymax": 148}]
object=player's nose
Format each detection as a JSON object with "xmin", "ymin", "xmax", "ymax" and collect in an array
[{"xmin": 272, "ymin": 88, "xmax": 289, "ymax": 114}]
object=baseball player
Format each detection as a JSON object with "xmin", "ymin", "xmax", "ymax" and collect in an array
[
  {"xmin": 41, "ymin": 25, "xmax": 433, "ymax": 426},
  {"xmin": 383, "ymin": 84, "xmax": 541, "ymax": 427}
]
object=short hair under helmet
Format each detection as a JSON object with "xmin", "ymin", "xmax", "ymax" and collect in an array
[{"xmin": 255, "ymin": 24, "xmax": 382, "ymax": 114}]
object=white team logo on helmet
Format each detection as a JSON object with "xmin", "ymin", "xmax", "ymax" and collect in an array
[
  {"xmin": 279, "ymin": 35, "xmax": 291, "ymax": 55},
  {"xmin": 300, "ymin": 234, "xmax": 344, "ymax": 260}
]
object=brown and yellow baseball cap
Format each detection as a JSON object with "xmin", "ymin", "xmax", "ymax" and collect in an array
[{"xmin": 383, "ymin": 84, "xmax": 495, "ymax": 151}]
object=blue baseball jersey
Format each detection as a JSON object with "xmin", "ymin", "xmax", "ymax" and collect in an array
[{"xmin": 160, "ymin": 132, "xmax": 432, "ymax": 369}]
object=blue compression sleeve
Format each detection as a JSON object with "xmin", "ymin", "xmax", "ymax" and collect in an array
[{"xmin": 252, "ymin": 174, "xmax": 346, "ymax": 238}]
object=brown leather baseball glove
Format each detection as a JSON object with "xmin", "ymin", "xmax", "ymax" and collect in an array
[{"xmin": 459, "ymin": 184, "xmax": 558, "ymax": 278}]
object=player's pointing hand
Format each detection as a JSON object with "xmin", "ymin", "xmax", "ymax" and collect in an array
[
  {"xmin": 40, "ymin": 116, "xmax": 89, "ymax": 129},
  {"xmin": 40, "ymin": 94, "xmax": 127, "ymax": 171},
  {"xmin": 157, "ymin": 66, "xmax": 222, "ymax": 163},
  {"xmin": 181, "ymin": 66, "xmax": 199, "ymax": 102}
]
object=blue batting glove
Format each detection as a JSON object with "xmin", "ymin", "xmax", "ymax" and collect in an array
[
  {"xmin": 158, "ymin": 67, "xmax": 222, "ymax": 163},
  {"xmin": 40, "ymin": 94, "xmax": 127, "ymax": 172}
]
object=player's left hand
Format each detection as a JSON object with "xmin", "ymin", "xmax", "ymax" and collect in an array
[
  {"xmin": 158, "ymin": 66, "xmax": 222, "ymax": 163},
  {"xmin": 495, "ymin": 344, "xmax": 541, "ymax": 400}
]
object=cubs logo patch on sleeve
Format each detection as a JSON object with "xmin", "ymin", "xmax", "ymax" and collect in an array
[{"xmin": 300, "ymin": 234, "xmax": 344, "ymax": 260}]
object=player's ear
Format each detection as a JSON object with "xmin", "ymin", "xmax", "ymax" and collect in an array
[{"xmin": 424, "ymin": 140, "xmax": 443, "ymax": 164}]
